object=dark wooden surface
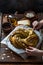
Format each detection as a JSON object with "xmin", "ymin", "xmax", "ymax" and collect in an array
[
  {"xmin": 0, "ymin": 44, "xmax": 42, "ymax": 62},
  {"xmin": 0, "ymin": 63, "xmax": 43, "ymax": 65},
  {"xmin": 0, "ymin": 13, "xmax": 43, "ymax": 63}
]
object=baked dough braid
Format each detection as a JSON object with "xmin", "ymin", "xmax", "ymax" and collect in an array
[{"xmin": 9, "ymin": 28, "xmax": 39, "ymax": 49}]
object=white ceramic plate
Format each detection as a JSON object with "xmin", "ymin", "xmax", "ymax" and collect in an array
[{"xmin": 1, "ymin": 25, "xmax": 42, "ymax": 54}]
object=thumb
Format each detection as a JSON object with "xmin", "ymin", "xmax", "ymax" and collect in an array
[
  {"xmin": 26, "ymin": 48, "xmax": 33, "ymax": 52},
  {"xmin": 29, "ymin": 46, "xmax": 34, "ymax": 50}
]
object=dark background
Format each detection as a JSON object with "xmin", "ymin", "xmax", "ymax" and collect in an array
[{"xmin": 0, "ymin": 0, "xmax": 43, "ymax": 13}]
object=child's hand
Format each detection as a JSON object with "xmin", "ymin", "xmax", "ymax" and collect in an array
[
  {"xmin": 32, "ymin": 20, "xmax": 43, "ymax": 30},
  {"xmin": 25, "ymin": 46, "xmax": 40, "ymax": 56}
]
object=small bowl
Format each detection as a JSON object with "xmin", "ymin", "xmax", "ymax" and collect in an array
[
  {"xmin": 2, "ymin": 22, "xmax": 12, "ymax": 33},
  {"xmin": 25, "ymin": 11, "xmax": 38, "ymax": 22},
  {"xmin": 25, "ymin": 11, "xmax": 35, "ymax": 18}
]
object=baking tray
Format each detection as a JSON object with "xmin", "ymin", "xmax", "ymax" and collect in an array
[{"xmin": 1, "ymin": 25, "xmax": 42, "ymax": 59}]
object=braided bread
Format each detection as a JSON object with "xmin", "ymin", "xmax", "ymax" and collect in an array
[{"xmin": 9, "ymin": 28, "xmax": 39, "ymax": 49}]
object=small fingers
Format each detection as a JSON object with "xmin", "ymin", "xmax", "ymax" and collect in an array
[
  {"xmin": 35, "ymin": 23, "xmax": 42, "ymax": 30},
  {"xmin": 29, "ymin": 46, "xmax": 34, "ymax": 49},
  {"xmin": 25, "ymin": 50, "xmax": 32, "ymax": 56},
  {"xmin": 28, "ymin": 46, "xmax": 35, "ymax": 50},
  {"xmin": 26, "ymin": 48, "xmax": 33, "ymax": 52},
  {"xmin": 32, "ymin": 21, "xmax": 39, "ymax": 29}
]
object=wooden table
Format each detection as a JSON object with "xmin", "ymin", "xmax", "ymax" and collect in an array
[{"xmin": 0, "ymin": 13, "xmax": 43, "ymax": 65}]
